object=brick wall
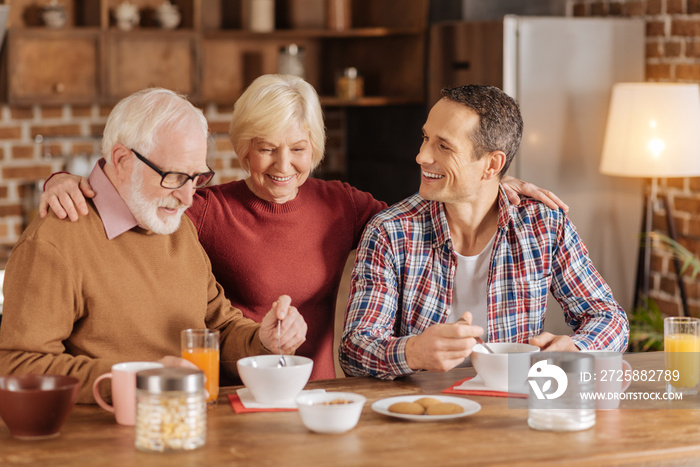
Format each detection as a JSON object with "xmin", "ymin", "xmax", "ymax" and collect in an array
[
  {"xmin": 0, "ymin": 101, "xmax": 344, "ymax": 268},
  {"xmin": 572, "ymin": 0, "xmax": 700, "ymax": 317}
]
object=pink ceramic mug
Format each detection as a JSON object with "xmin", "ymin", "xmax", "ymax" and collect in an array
[
  {"xmin": 92, "ymin": 362, "xmax": 164, "ymax": 426},
  {"xmin": 583, "ymin": 350, "xmax": 632, "ymax": 410}
]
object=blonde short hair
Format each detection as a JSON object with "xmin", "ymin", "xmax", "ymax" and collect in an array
[
  {"xmin": 229, "ymin": 74, "xmax": 326, "ymax": 171},
  {"xmin": 102, "ymin": 88, "xmax": 208, "ymax": 163}
]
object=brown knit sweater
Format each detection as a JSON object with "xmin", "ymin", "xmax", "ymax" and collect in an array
[{"xmin": 0, "ymin": 202, "xmax": 268, "ymax": 403}]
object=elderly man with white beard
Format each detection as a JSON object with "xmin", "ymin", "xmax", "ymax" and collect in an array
[{"xmin": 0, "ymin": 88, "xmax": 308, "ymax": 404}]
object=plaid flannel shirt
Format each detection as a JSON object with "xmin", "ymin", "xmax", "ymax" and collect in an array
[{"xmin": 339, "ymin": 186, "xmax": 629, "ymax": 379}]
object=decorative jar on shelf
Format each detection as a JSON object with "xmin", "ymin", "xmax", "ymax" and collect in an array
[
  {"xmin": 42, "ymin": 0, "xmax": 67, "ymax": 29},
  {"xmin": 336, "ymin": 67, "xmax": 364, "ymax": 100},
  {"xmin": 278, "ymin": 44, "xmax": 306, "ymax": 80},
  {"xmin": 246, "ymin": 0, "xmax": 275, "ymax": 32},
  {"xmin": 155, "ymin": 1, "xmax": 181, "ymax": 30},
  {"xmin": 114, "ymin": 1, "xmax": 140, "ymax": 31},
  {"xmin": 327, "ymin": 0, "xmax": 351, "ymax": 30}
]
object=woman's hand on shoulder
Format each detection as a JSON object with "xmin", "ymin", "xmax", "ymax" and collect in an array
[
  {"xmin": 40, "ymin": 173, "xmax": 95, "ymax": 222},
  {"xmin": 501, "ymin": 175, "xmax": 569, "ymax": 212}
]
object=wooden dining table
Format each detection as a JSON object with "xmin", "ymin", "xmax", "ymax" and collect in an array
[{"xmin": 1, "ymin": 352, "xmax": 698, "ymax": 466}]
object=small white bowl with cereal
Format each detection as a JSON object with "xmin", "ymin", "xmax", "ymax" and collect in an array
[{"xmin": 295, "ymin": 391, "xmax": 366, "ymax": 434}]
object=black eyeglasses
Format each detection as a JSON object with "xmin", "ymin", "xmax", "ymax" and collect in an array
[{"xmin": 131, "ymin": 148, "xmax": 215, "ymax": 189}]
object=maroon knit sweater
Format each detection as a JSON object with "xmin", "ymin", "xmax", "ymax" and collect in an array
[{"xmin": 186, "ymin": 178, "xmax": 386, "ymax": 380}]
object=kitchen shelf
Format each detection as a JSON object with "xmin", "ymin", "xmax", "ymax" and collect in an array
[
  {"xmin": 4, "ymin": 0, "xmax": 428, "ymax": 106},
  {"xmin": 320, "ymin": 96, "xmax": 424, "ymax": 107},
  {"xmin": 203, "ymin": 27, "xmax": 425, "ymax": 39}
]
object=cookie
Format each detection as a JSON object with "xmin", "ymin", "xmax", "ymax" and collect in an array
[
  {"xmin": 426, "ymin": 402, "xmax": 464, "ymax": 415},
  {"xmin": 414, "ymin": 397, "xmax": 442, "ymax": 409},
  {"xmin": 388, "ymin": 401, "xmax": 426, "ymax": 415}
]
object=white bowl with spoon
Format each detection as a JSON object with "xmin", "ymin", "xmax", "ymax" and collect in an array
[
  {"xmin": 471, "ymin": 343, "xmax": 540, "ymax": 393},
  {"xmin": 237, "ymin": 355, "xmax": 313, "ymax": 404}
]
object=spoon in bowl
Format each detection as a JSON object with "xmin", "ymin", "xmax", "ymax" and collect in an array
[
  {"xmin": 456, "ymin": 317, "xmax": 494, "ymax": 354},
  {"xmin": 277, "ymin": 320, "xmax": 287, "ymax": 367},
  {"xmin": 475, "ymin": 337, "xmax": 495, "ymax": 354}
]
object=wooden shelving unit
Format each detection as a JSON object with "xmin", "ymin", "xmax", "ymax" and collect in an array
[{"xmin": 4, "ymin": 0, "xmax": 428, "ymax": 107}]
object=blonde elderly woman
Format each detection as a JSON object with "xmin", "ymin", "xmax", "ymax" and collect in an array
[{"xmin": 40, "ymin": 75, "xmax": 568, "ymax": 380}]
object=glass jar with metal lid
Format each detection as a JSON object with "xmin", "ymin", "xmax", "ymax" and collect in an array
[
  {"xmin": 135, "ymin": 367, "xmax": 206, "ymax": 452},
  {"xmin": 527, "ymin": 353, "xmax": 595, "ymax": 432},
  {"xmin": 278, "ymin": 44, "xmax": 306, "ymax": 80}
]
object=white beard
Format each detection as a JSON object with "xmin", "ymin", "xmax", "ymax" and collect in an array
[{"xmin": 124, "ymin": 166, "xmax": 189, "ymax": 235}]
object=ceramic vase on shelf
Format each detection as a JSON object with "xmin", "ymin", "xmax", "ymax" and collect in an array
[
  {"xmin": 327, "ymin": 0, "xmax": 351, "ymax": 30},
  {"xmin": 42, "ymin": 0, "xmax": 67, "ymax": 29},
  {"xmin": 246, "ymin": 0, "xmax": 275, "ymax": 33},
  {"xmin": 114, "ymin": 1, "xmax": 140, "ymax": 31},
  {"xmin": 155, "ymin": 1, "xmax": 181, "ymax": 30}
]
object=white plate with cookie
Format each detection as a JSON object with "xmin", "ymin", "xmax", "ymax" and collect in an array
[{"xmin": 371, "ymin": 395, "xmax": 481, "ymax": 422}]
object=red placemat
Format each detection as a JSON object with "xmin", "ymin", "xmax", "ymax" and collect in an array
[
  {"xmin": 228, "ymin": 394, "xmax": 299, "ymax": 414},
  {"xmin": 442, "ymin": 377, "xmax": 528, "ymax": 399}
]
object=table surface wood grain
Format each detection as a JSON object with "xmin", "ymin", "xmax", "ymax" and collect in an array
[{"xmin": 1, "ymin": 352, "xmax": 698, "ymax": 467}]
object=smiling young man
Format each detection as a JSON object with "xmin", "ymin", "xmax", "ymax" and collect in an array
[{"xmin": 339, "ymin": 85, "xmax": 629, "ymax": 380}]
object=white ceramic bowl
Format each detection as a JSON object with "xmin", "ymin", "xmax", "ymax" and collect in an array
[
  {"xmin": 295, "ymin": 391, "xmax": 366, "ymax": 434},
  {"xmin": 471, "ymin": 342, "xmax": 540, "ymax": 393},
  {"xmin": 237, "ymin": 355, "xmax": 313, "ymax": 404}
]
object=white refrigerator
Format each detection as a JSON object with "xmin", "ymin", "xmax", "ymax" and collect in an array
[
  {"xmin": 503, "ymin": 16, "xmax": 644, "ymax": 333},
  {"xmin": 430, "ymin": 16, "xmax": 645, "ymax": 333}
]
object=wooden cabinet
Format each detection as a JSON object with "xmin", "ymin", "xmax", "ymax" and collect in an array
[
  {"xmin": 7, "ymin": 29, "xmax": 100, "ymax": 104},
  {"xmin": 5, "ymin": 0, "xmax": 101, "ymax": 105},
  {"xmin": 105, "ymin": 30, "xmax": 198, "ymax": 99},
  {"xmin": 4, "ymin": 0, "xmax": 428, "ymax": 106},
  {"xmin": 428, "ymin": 21, "xmax": 504, "ymax": 106}
]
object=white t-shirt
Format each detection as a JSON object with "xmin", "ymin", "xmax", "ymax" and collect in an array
[{"xmin": 446, "ymin": 233, "xmax": 496, "ymax": 332}]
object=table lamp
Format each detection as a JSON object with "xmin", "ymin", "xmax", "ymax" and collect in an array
[{"xmin": 600, "ymin": 82, "xmax": 700, "ymax": 316}]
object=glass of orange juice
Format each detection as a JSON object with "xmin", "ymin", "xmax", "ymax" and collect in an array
[
  {"xmin": 664, "ymin": 317, "xmax": 700, "ymax": 396},
  {"xmin": 181, "ymin": 329, "xmax": 220, "ymax": 406}
]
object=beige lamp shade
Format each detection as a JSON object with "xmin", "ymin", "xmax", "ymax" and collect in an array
[{"xmin": 600, "ymin": 82, "xmax": 700, "ymax": 178}]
